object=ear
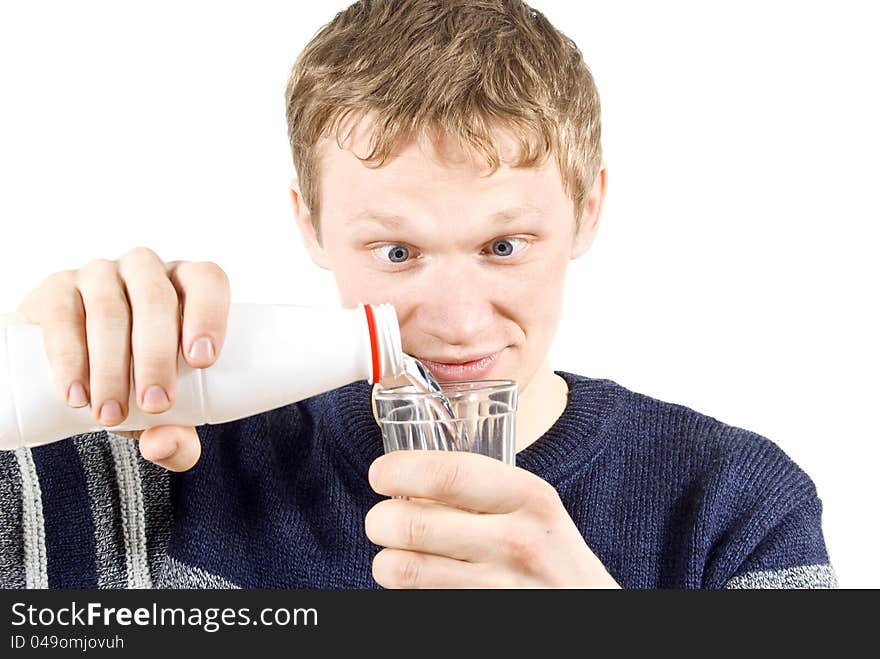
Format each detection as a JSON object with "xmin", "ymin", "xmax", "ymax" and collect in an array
[
  {"xmin": 571, "ymin": 164, "xmax": 607, "ymax": 259},
  {"xmin": 290, "ymin": 178, "xmax": 332, "ymax": 270}
]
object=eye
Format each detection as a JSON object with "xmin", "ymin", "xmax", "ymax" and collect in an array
[
  {"xmin": 487, "ymin": 238, "xmax": 526, "ymax": 258},
  {"xmin": 373, "ymin": 244, "xmax": 413, "ymax": 264}
]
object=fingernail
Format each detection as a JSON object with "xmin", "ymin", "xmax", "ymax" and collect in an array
[
  {"xmin": 67, "ymin": 382, "xmax": 89, "ymax": 407},
  {"xmin": 188, "ymin": 337, "xmax": 215, "ymax": 361},
  {"xmin": 143, "ymin": 385, "xmax": 169, "ymax": 409},
  {"xmin": 99, "ymin": 400, "xmax": 123, "ymax": 425}
]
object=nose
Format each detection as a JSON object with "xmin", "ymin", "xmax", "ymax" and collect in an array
[{"xmin": 413, "ymin": 259, "xmax": 496, "ymax": 348}]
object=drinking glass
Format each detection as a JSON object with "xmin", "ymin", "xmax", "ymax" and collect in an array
[{"xmin": 373, "ymin": 380, "xmax": 517, "ymax": 465}]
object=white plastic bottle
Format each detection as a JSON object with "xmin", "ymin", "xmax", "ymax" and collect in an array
[{"xmin": 0, "ymin": 303, "xmax": 403, "ymax": 450}]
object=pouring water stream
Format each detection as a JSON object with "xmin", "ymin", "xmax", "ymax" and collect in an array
[{"xmin": 377, "ymin": 354, "xmax": 468, "ymax": 450}]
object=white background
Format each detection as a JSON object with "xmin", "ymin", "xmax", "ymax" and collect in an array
[{"xmin": 1, "ymin": 1, "xmax": 877, "ymax": 587}]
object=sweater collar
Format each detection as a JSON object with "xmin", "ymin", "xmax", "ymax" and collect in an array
[{"xmin": 322, "ymin": 371, "xmax": 623, "ymax": 483}]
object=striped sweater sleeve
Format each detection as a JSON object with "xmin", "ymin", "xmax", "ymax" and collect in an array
[
  {"xmin": 0, "ymin": 431, "xmax": 173, "ymax": 589},
  {"xmin": 723, "ymin": 493, "xmax": 838, "ymax": 588},
  {"xmin": 700, "ymin": 430, "xmax": 838, "ymax": 589},
  {"xmin": 0, "ymin": 447, "xmax": 48, "ymax": 588},
  {"xmin": 0, "ymin": 448, "xmax": 28, "ymax": 588}
]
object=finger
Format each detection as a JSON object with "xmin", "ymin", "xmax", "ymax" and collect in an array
[
  {"xmin": 365, "ymin": 498, "xmax": 502, "ymax": 562},
  {"xmin": 21, "ymin": 271, "xmax": 92, "ymax": 409},
  {"xmin": 166, "ymin": 260, "xmax": 230, "ymax": 369},
  {"xmin": 117, "ymin": 247, "xmax": 180, "ymax": 415},
  {"xmin": 369, "ymin": 450, "xmax": 531, "ymax": 514},
  {"xmin": 76, "ymin": 259, "xmax": 132, "ymax": 426},
  {"xmin": 137, "ymin": 425, "xmax": 201, "ymax": 472},
  {"xmin": 372, "ymin": 548, "xmax": 506, "ymax": 589}
]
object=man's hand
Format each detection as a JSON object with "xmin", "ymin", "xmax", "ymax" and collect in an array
[
  {"xmin": 365, "ymin": 450, "xmax": 621, "ymax": 588},
  {"xmin": 14, "ymin": 246, "xmax": 231, "ymax": 471}
]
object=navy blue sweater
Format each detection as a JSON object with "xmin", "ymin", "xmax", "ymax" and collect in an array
[{"xmin": 0, "ymin": 372, "xmax": 836, "ymax": 589}]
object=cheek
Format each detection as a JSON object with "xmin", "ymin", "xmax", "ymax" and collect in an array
[
  {"xmin": 505, "ymin": 248, "xmax": 569, "ymax": 321},
  {"xmin": 334, "ymin": 274, "xmax": 372, "ymax": 308},
  {"xmin": 324, "ymin": 245, "xmax": 392, "ymax": 306},
  {"xmin": 331, "ymin": 269, "xmax": 369, "ymax": 307},
  {"xmin": 506, "ymin": 251, "xmax": 569, "ymax": 371},
  {"xmin": 332, "ymin": 266, "xmax": 418, "ymax": 314},
  {"xmin": 519, "ymin": 264, "xmax": 565, "ymax": 304}
]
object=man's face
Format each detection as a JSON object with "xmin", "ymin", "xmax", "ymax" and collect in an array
[{"xmin": 294, "ymin": 129, "xmax": 601, "ymax": 395}]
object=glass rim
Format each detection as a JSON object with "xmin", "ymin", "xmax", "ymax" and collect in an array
[{"xmin": 373, "ymin": 378, "xmax": 517, "ymax": 400}]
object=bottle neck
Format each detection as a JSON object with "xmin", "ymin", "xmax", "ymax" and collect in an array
[{"xmin": 362, "ymin": 303, "xmax": 403, "ymax": 384}]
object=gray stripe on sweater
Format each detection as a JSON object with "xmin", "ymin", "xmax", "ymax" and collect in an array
[
  {"xmin": 0, "ymin": 449, "xmax": 26, "ymax": 588},
  {"xmin": 73, "ymin": 431, "xmax": 128, "ymax": 588},
  {"xmin": 134, "ymin": 443, "xmax": 172, "ymax": 584},
  {"xmin": 725, "ymin": 563, "xmax": 838, "ymax": 589},
  {"xmin": 154, "ymin": 555, "xmax": 241, "ymax": 589},
  {"xmin": 14, "ymin": 447, "xmax": 48, "ymax": 589},
  {"xmin": 107, "ymin": 434, "xmax": 153, "ymax": 588}
]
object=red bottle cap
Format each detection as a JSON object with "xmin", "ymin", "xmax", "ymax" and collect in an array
[{"xmin": 363, "ymin": 304, "xmax": 381, "ymax": 384}]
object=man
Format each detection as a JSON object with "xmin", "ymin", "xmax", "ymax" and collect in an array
[{"xmin": 0, "ymin": 0, "xmax": 835, "ymax": 588}]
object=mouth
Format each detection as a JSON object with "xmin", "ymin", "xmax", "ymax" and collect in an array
[{"xmin": 415, "ymin": 350, "xmax": 503, "ymax": 382}]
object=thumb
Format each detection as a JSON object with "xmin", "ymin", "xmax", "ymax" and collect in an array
[{"xmin": 133, "ymin": 425, "xmax": 202, "ymax": 472}]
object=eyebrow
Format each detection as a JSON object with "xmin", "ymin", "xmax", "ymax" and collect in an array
[{"xmin": 346, "ymin": 205, "xmax": 544, "ymax": 228}]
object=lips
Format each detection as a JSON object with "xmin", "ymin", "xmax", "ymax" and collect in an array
[{"xmin": 416, "ymin": 351, "xmax": 502, "ymax": 382}]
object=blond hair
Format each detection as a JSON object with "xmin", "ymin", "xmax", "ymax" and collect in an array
[{"xmin": 285, "ymin": 0, "xmax": 602, "ymax": 232}]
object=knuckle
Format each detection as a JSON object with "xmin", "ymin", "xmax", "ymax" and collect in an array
[
  {"xmin": 529, "ymin": 479, "xmax": 562, "ymax": 516},
  {"xmin": 404, "ymin": 509, "xmax": 429, "ymax": 548},
  {"xmin": 34, "ymin": 274, "xmax": 80, "ymax": 318},
  {"xmin": 373, "ymin": 549, "xmax": 425, "ymax": 588},
  {"xmin": 45, "ymin": 269, "xmax": 77, "ymax": 289},
  {"xmin": 125, "ymin": 246, "xmax": 161, "ymax": 262},
  {"xmin": 82, "ymin": 258, "xmax": 117, "ymax": 275},
  {"xmin": 396, "ymin": 553, "xmax": 424, "ymax": 588},
  {"xmin": 130, "ymin": 279, "xmax": 178, "ymax": 309},
  {"xmin": 52, "ymin": 346, "xmax": 87, "ymax": 373},
  {"xmin": 90, "ymin": 364, "xmax": 129, "ymax": 386},
  {"xmin": 195, "ymin": 261, "xmax": 230, "ymax": 286},
  {"xmin": 429, "ymin": 460, "xmax": 463, "ymax": 498},
  {"xmin": 175, "ymin": 262, "xmax": 231, "ymax": 308},
  {"xmin": 133, "ymin": 347, "xmax": 177, "ymax": 371},
  {"xmin": 43, "ymin": 299, "xmax": 81, "ymax": 325},
  {"xmin": 87, "ymin": 296, "xmax": 130, "ymax": 327},
  {"xmin": 502, "ymin": 534, "xmax": 541, "ymax": 570}
]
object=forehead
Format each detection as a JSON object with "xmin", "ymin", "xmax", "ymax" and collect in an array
[{"xmin": 316, "ymin": 123, "xmax": 570, "ymax": 219}]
